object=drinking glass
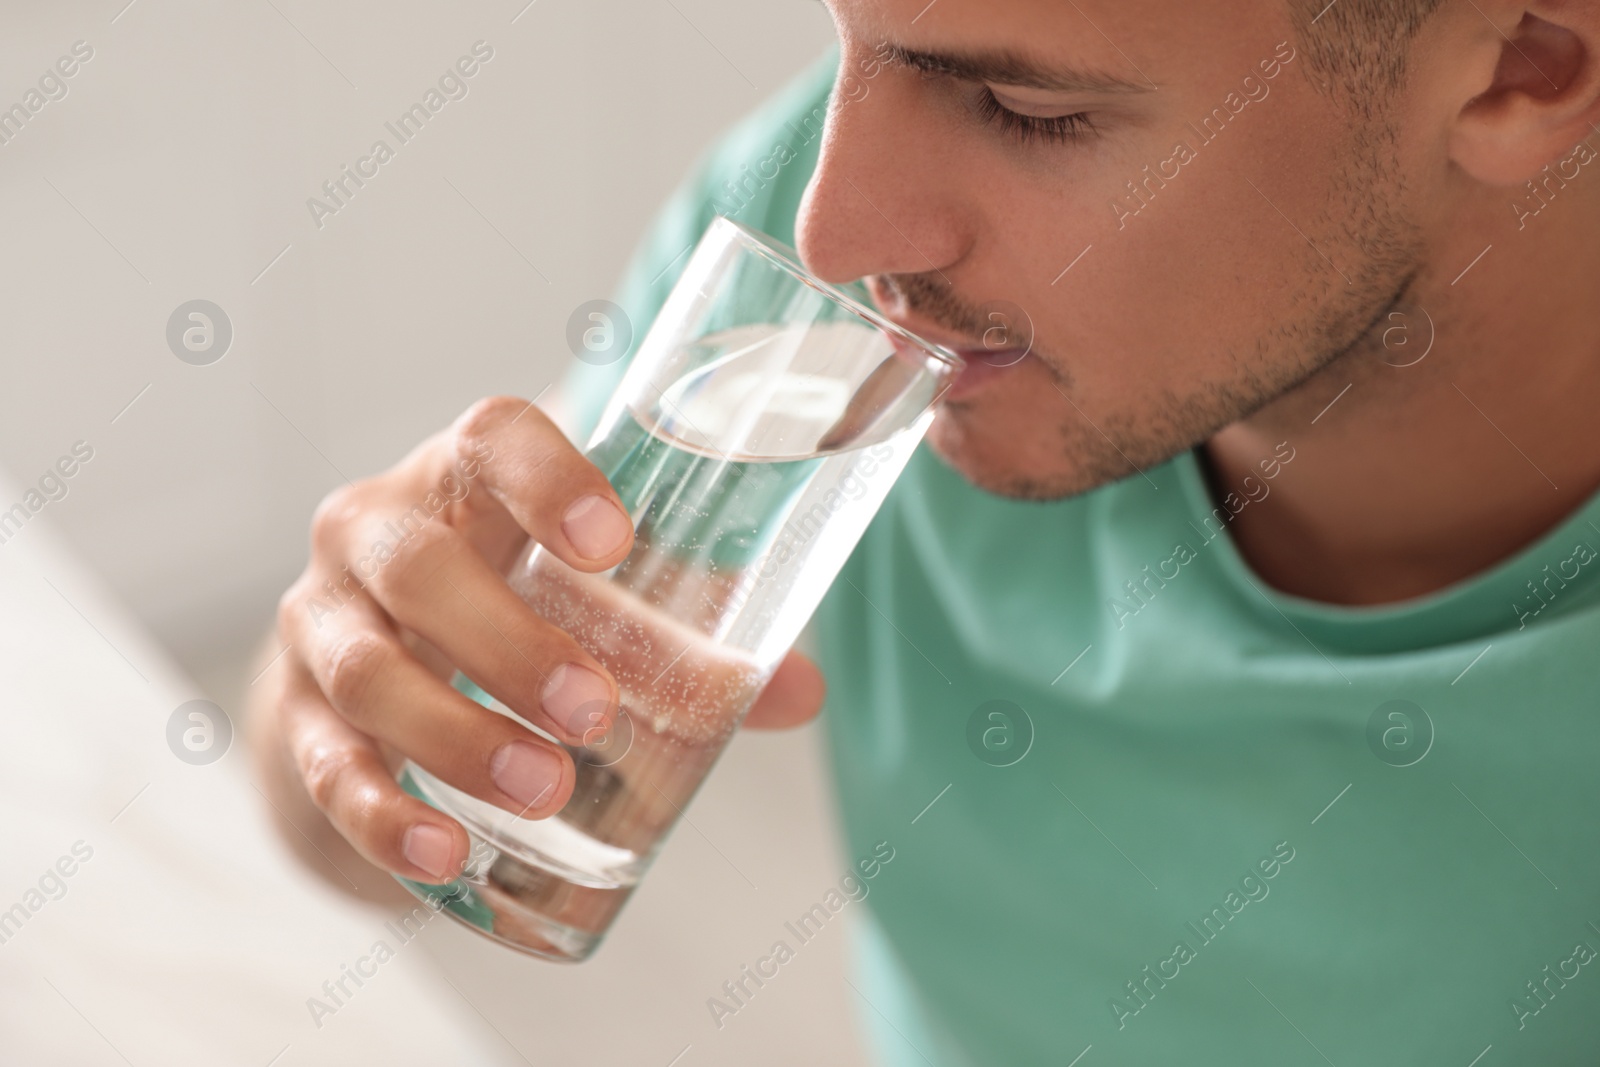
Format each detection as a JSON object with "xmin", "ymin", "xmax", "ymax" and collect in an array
[{"xmin": 395, "ymin": 216, "xmax": 960, "ymax": 960}]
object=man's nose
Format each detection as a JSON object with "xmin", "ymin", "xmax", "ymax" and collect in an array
[{"xmin": 795, "ymin": 50, "xmax": 972, "ymax": 287}]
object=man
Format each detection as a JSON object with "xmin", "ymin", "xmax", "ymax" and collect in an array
[{"xmin": 249, "ymin": 0, "xmax": 1600, "ymax": 1061}]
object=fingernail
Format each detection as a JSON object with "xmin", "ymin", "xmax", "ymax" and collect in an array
[
  {"xmin": 402, "ymin": 823, "xmax": 454, "ymax": 880},
  {"xmin": 490, "ymin": 741, "xmax": 564, "ymax": 809},
  {"xmin": 562, "ymin": 494, "xmax": 632, "ymax": 560},
  {"xmin": 542, "ymin": 663, "xmax": 614, "ymax": 738}
]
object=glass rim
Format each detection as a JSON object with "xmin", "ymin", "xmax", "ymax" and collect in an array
[{"xmin": 711, "ymin": 216, "xmax": 964, "ymax": 373}]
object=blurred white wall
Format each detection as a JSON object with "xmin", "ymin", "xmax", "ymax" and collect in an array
[{"xmin": 0, "ymin": 0, "xmax": 836, "ymax": 675}]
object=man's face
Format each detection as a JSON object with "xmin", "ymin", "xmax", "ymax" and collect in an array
[{"xmin": 798, "ymin": 0, "xmax": 1431, "ymax": 498}]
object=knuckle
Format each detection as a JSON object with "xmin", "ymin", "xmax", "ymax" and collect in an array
[
  {"xmin": 322, "ymin": 631, "xmax": 394, "ymax": 720},
  {"xmin": 299, "ymin": 743, "xmax": 353, "ymax": 815},
  {"xmin": 453, "ymin": 395, "xmax": 531, "ymax": 457},
  {"xmin": 372, "ymin": 521, "xmax": 462, "ymax": 602},
  {"xmin": 517, "ymin": 432, "xmax": 598, "ymax": 510},
  {"xmin": 511, "ymin": 617, "xmax": 583, "ymax": 670},
  {"xmin": 310, "ymin": 482, "xmax": 366, "ymax": 554},
  {"xmin": 276, "ymin": 577, "xmax": 318, "ymax": 642},
  {"xmin": 275, "ymin": 586, "xmax": 299, "ymax": 640},
  {"xmin": 519, "ymin": 434, "xmax": 569, "ymax": 485}
]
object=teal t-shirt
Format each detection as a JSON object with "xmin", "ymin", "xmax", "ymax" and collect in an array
[{"xmin": 569, "ymin": 52, "xmax": 1600, "ymax": 1066}]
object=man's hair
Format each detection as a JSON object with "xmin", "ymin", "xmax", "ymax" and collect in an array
[{"xmin": 1290, "ymin": 0, "xmax": 1448, "ymax": 105}]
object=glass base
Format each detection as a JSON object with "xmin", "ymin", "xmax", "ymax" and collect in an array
[{"xmin": 396, "ymin": 767, "xmax": 636, "ymax": 962}]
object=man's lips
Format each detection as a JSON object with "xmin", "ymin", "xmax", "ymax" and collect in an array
[
  {"xmin": 881, "ymin": 328, "xmax": 1034, "ymax": 403},
  {"xmin": 872, "ymin": 296, "xmax": 1035, "ymax": 402},
  {"xmin": 945, "ymin": 346, "xmax": 1033, "ymax": 401}
]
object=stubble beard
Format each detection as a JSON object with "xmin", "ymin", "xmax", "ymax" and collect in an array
[{"xmin": 920, "ymin": 117, "xmax": 1425, "ymax": 503}]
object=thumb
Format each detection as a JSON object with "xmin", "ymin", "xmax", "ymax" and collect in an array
[{"xmin": 744, "ymin": 650, "xmax": 826, "ymax": 730}]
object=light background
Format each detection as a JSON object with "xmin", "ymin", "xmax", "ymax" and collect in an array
[
  {"xmin": 0, "ymin": 0, "xmax": 835, "ymax": 671},
  {"xmin": 0, "ymin": 2, "xmax": 876, "ymax": 1064}
]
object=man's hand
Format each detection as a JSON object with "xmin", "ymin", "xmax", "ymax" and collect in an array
[{"xmin": 247, "ymin": 396, "xmax": 825, "ymax": 896}]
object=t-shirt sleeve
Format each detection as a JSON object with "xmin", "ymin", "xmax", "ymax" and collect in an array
[{"xmin": 558, "ymin": 49, "xmax": 839, "ymax": 443}]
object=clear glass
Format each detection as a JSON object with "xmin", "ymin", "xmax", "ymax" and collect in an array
[{"xmin": 395, "ymin": 217, "xmax": 959, "ymax": 960}]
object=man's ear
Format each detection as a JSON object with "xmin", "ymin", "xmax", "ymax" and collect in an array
[{"xmin": 1450, "ymin": 2, "xmax": 1600, "ymax": 185}]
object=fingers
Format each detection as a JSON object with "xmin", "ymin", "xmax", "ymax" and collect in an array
[
  {"xmin": 279, "ymin": 583, "xmax": 575, "ymax": 823},
  {"xmin": 442, "ymin": 396, "xmax": 635, "ymax": 572},
  {"xmin": 745, "ymin": 650, "xmax": 827, "ymax": 730},
  {"xmin": 268, "ymin": 393, "xmax": 642, "ymax": 886},
  {"xmin": 332, "ymin": 511, "xmax": 619, "ymax": 745},
  {"xmin": 279, "ymin": 653, "xmax": 470, "ymax": 882},
  {"xmin": 271, "ymin": 392, "xmax": 831, "ymax": 898}
]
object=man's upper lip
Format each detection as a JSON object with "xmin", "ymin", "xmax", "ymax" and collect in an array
[
  {"xmin": 879, "ymin": 311, "xmax": 984, "ymax": 359},
  {"xmin": 862, "ymin": 282, "xmax": 957, "ymax": 348},
  {"xmin": 887, "ymin": 325, "xmax": 1031, "ymax": 369},
  {"xmin": 867, "ymin": 283, "xmax": 1030, "ymax": 363},
  {"xmin": 886, "ymin": 322, "xmax": 1029, "ymax": 365}
]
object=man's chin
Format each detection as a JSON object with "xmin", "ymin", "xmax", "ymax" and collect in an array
[
  {"xmin": 924, "ymin": 403, "xmax": 1085, "ymax": 502},
  {"xmin": 923, "ymin": 385, "xmax": 1178, "ymax": 502}
]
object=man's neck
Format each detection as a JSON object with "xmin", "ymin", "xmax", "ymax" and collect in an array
[{"xmin": 1205, "ymin": 189, "xmax": 1600, "ymax": 606}]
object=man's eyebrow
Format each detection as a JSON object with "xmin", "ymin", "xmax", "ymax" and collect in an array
[{"xmin": 881, "ymin": 43, "xmax": 1152, "ymax": 94}]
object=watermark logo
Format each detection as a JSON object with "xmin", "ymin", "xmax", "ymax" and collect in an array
[
  {"xmin": 0, "ymin": 440, "xmax": 94, "ymax": 548},
  {"xmin": 567, "ymin": 299, "xmax": 632, "ymax": 366},
  {"xmin": 307, "ymin": 41, "xmax": 495, "ymax": 230},
  {"xmin": 578, "ymin": 703, "xmax": 633, "ymax": 766},
  {"xmin": 1510, "ymin": 921, "xmax": 1600, "ymax": 1031},
  {"xmin": 166, "ymin": 699, "xmax": 233, "ymax": 765},
  {"xmin": 0, "ymin": 840, "xmax": 94, "ymax": 946},
  {"xmin": 722, "ymin": 442, "xmax": 898, "ymax": 615},
  {"xmin": 1111, "ymin": 42, "xmax": 1297, "ymax": 230},
  {"xmin": 1, "ymin": 40, "xmax": 94, "ymax": 149},
  {"xmin": 1109, "ymin": 841, "xmax": 1296, "ymax": 1030},
  {"xmin": 166, "ymin": 300, "xmax": 232, "ymax": 365},
  {"xmin": 1511, "ymin": 136, "xmax": 1599, "ymax": 230},
  {"xmin": 1365, "ymin": 699, "xmax": 1433, "ymax": 767},
  {"xmin": 1514, "ymin": 538, "xmax": 1598, "ymax": 630},
  {"xmin": 975, "ymin": 300, "xmax": 1034, "ymax": 366},
  {"xmin": 966, "ymin": 699, "xmax": 1034, "ymax": 767},
  {"xmin": 1109, "ymin": 440, "xmax": 1298, "ymax": 631},
  {"xmin": 1380, "ymin": 305, "xmax": 1434, "ymax": 368},
  {"xmin": 305, "ymin": 444, "xmax": 493, "ymax": 630},
  {"xmin": 305, "ymin": 864, "xmax": 494, "ymax": 1029},
  {"xmin": 706, "ymin": 840, "xmax": 895, "ymax": 1030}
]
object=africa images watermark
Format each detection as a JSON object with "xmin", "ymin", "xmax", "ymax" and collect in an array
[
  {"xmin": 167, "ymin": 299, "xmax": 233, "ymax": 366},
  {"xmin": 0, "ymin": 440, "xmax": 95, "ymax": 548},
  {"xmin": 1107, "ymin": 441, "xmax": 1297, "ymax": 629},
  {"xmin": 1512, "ymin": 532, "xmax": 1600, "ymax": 630},
  {"xmin": 1111, "ymin": 41, "xmax": 1298, "ymax": 230},
  {"xmin": 1509, "ymin": 919, "xmax": 1600, "ymax": 1032},
  {"xmin": 0, "ymin": 841, "xmax": 95, "ymax": 948},
  {"xmin": 706, "ymin": 43, "xmax": 892, "ymax": 221},
  {"xmin": 1108, "ymin": 840, "xmax": 1297, "ymax": 1031},
  {"xmin": 303, "ymin": 441, "xmax": 494, "ymax": 628},
  {"xmin": 0, "ymin": 40, "xmax": 94, "ymax": 149},
  {"xmin": 166, "ymin": 699, "xmax": 234, "ymax": 766},
  {"xmin": 706, "ymin": 840, "xmax": 897, "ymax": 1030},
  {"xmin": 718, "ymin": 441, "xmax": 898, "ymax": 617},
  {"xmin": 966, "ymin": 698, "xmax": 1034, "ymax": 768},
  {"xmin": 306, "ymin": 40, "xmax": 495, "ymax": 230},
  {"xmin": 1366, "ymin": 699, "xmax": 1434, "ymax": 768},
  {"xmin": 1511, "ymin": 134, "xmax": 1600, "ymax": 231},
  {"xmin": 305, "ymin": 837, "xmax": 495, "ymax": 1028}
]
